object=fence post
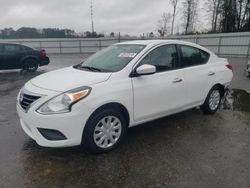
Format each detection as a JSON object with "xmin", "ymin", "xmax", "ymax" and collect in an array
[
  {"xmin": 59, "ymin": 41, "xmax": 62, "ymax": 54},
  {"xmin": 118, "ymin": 32, "xmax": 121, "ymax": 43},
  {"xmin": 247, "ymin": 36, "xmax": 250, "ymax": 57},
  {"xmin": 79, "ymin": 40, "xmax": 82, "ymax": 54},
  {"xmin": 99, "ymin": 40, "xmax": 102, "ymax": 50},
  {"xmin": 39, "ymin": 41, "xmax": 42, "ymax": 50},
  {"xmin": 196, "ymin": 37, "xmax": 199, "ymax": 44},
  {"xmin": 218, "ymin": 36, "xmax": 222, "ymax": 56}
]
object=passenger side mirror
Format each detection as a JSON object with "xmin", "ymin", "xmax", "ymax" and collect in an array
[{"xmin": 135, "ymin": 64, "xmax": 156, "ymax": 76}]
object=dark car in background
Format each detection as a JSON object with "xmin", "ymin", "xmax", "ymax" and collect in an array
[{"xmin": 0, "ymin": 43, "xmax": 49, "ymax": 72}]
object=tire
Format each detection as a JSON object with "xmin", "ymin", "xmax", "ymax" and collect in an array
[
  {"xmin": 23, "ymin": 59, "xmax": 38, "ymax": 72},
  {"xmin": 83, "ymin": 108, "xmax": 127, "ymax": 154},
  {"xmin": 201, "ymin": 86, "xmax": 222, "ymax": 115}
]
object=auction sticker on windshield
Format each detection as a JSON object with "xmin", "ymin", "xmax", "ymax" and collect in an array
[{"xmin": 118, "ymin": 53, "xmax": 137, "ymax": 58}]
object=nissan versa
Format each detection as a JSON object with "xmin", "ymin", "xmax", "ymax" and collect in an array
[{"xmin": 17, "ymin": 40, "xmax": 233, "ymax": 153}]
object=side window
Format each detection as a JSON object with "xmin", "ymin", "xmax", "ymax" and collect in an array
[
  {"xmin": 4, "ymin": 44, "xmax": 21, "ymax": 53},
  {"xmin": 180, "ymin": 45, "xmax": 210, "ymax": 67},
  {"xmin": 140, "ymin": 45, "xmax": 178, "ymax": 72}
]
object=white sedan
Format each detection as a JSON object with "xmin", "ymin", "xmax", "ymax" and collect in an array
[{"xmin": 17, "ymin": 40, "xmax": 233, "ymax": 153}]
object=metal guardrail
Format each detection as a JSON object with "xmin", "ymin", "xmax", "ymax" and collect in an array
[{"xmin": 2, "ymin": 32, "xmax": 250, "ymax": 56}]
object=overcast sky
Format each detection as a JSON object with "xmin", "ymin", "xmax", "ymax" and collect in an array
[{"xmin": 0, "ymin": 0, "xmax": 207, "ymax": 36}]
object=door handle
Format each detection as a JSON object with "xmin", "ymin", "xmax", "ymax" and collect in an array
[
  {"xmin": 208, "ymin": 72, "xmax": 215, "ymax": 76},
  {"xmin": 172, "ymin": 78, "xmax": 183, "ymax": 83}
]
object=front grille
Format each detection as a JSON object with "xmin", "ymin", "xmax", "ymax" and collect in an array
[{"xmin": 20, "ymin": 93, "xmax": 41, "ymax": 111}]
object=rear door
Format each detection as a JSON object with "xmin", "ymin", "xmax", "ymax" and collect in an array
[
  {"xmin": 179, "ymin": 45, "xmax": 214, "ymax": 106},
  {"xmin": 2, "ymin": 44, "xmax": 23, "ymax": 69}
]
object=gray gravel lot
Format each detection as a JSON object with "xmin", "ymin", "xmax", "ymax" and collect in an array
[{"xmin": 0, "ymin": 55, "xmax": 250, "ymax": 188}]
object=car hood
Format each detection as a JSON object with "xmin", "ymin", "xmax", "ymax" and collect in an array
[{"xmin": 30, "ymin": 67, "xmax": 112, "ymax": 92}]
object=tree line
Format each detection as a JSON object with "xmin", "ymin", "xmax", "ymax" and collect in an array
[
  {"xmin": 0, "ymin": 27, "xmax": 104, "ymax": 39},
  {"xmin": 157, "ymin": 0, "xmax": 250, "ymax": 36},
  {"xmin": 2, "ymin": 1, "xmax": 250, "ymax": 39},
  {"xmin": 208, "ymin": 0, "xmax": 250, "ymax": 33}
]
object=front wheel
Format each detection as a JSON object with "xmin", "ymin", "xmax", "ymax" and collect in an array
[
  {"xmin": 201, "ymin": 86, "xmax": 222, "ymax": 114},
  {"xmin": 83, "ymin": 109, "xmax": 127, "ymax": 153}
]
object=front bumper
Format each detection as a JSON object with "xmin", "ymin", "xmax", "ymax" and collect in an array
[{"xmin": 16, "ymin": 83, "xmax": 93, "ymax": 148}]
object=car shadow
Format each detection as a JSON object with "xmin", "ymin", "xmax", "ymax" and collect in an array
[
  {"xmin": 20, "ymin": 108, "xmax": 204, "ymax": 157},
  {"xmin": 19, "ymin": 108, "xmax": 222, "ymax": 187}
]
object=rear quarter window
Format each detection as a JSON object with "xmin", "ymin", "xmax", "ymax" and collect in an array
[
  {"xmin": 22, "ymin": 45, "xmax": 33, "ymax": 51},
  {"xmin": 180, "ymin": 45, "xmax": 210, "ymax": 67}
]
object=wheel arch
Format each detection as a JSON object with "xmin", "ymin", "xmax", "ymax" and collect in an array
[
  {"xmin": 88, "ymin": 102, "xmax": 130, "ymax": 126},
  {"xmin": 212, "ymin": 83, "xmax": 226, "ymax": 97},
  {"xmin": 21, "ymin": 56, "xmax": 39, "ymax": 67},
  {"xmin": 81, "ymin": 102, "xmax": 130, "ymax": 144},
  {"xmin": 202, "ymin": 83, "xmax": 226, "ymax": 106}
]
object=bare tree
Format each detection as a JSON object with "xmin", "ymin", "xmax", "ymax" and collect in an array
[
  {"xmin": 235, "ymin": 0, "xmax": 250, "ymax": 30},
  {"xmin": 237, "ymin": 0, "xmax": 244, "ymax": 30},
  {"xmin": 182, "ymin": 0, "xmax": 199, "ymax": 34},
  {"xmin": 220, "ymin": 0, "xmax": 237, "ymax": 32},
  {"xmin": 171, "ymin": 0, "xmax": 179, "ymax": 35},
  {"xmin": 241, "ymin": 0, "xmax": 250, "ymax": 30},
  {"xmin": 157, "ymin": 13, "xmax": 172, "ymax": 37},
  {"xmin": 213, "ymin": 0, "xmax": 223, "ymax": 32},
  {"xmin": 205, "ymin": 0, "xmax": 223, "ymax": 32},
  {"xmin": 203, "ymin": 0, "xmax": 250, "ymax": 33},
  {"xmin": 216, "ymin": 0, "xmax": 249, "ymax": 32}
]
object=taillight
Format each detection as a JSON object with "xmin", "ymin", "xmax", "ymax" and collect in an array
[
  {"xmin": 40, "ymin": 49, "xmax": 47, "ymax": 57},
  {"xmin": 226, "ymin": 64, "xmax": 233, "ymax": 71}
]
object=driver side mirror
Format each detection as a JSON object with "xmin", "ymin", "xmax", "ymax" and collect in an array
[{"xmin": 130, "ymin": 64, "xmax": 156, "ymax": 77}]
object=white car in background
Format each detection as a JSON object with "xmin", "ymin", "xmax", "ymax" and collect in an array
[{"xmin": 17, "ymin": 40, "xmax": 233, "ymax": 153}]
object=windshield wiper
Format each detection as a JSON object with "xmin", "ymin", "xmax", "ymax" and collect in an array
[
  {"xmin": 75, "ymin": 65, "xmax": 102, "ymax": 72},
  {"xmin": 82, "ymin": 66, "xmax": 102, "ymax": 72}
]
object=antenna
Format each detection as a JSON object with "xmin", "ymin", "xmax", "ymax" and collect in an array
[{"xmin": 90, "ymin": 0, "xmax": 95, "ymax": 33}]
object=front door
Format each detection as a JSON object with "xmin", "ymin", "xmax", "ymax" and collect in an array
[
  {"xmin": 132, "ymin": 44, "xmax": 187, "ymax": 122},
  {"xmin": 2, "ymin": 44, "xmax": 22, "ymax": 69}
]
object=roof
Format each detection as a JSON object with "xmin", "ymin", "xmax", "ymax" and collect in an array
[
  {"xmin": 119, "ymin": 39, "xmax": 198, "ymax": 46},
  {"xmin": 0, "ymin": 42, "xmax": 23, "ymax": 45},
  {"xmin": 117, "ymin": 39, "xmax": 215, "ymax": 55}
]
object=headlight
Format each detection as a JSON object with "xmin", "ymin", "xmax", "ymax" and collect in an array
[{"xmin": 37, "ymin": 86, "xmax": 91, "ymax": 114}]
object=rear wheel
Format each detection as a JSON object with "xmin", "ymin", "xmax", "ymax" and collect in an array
[
  {"xmin": 201, "ymin": 86, "xmax": 222, "ymax": 114},
  {"xmin": 23, "ymin": 59, "xmax": 38, "ymax": 72},
  {"xmin": 83, "ymin": 109, "xmax": 127, "ymax": 153}
]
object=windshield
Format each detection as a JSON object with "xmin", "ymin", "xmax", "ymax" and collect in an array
[{"xmin": 76, "ymin": 45, "xmax": 145, "ymax": 72}]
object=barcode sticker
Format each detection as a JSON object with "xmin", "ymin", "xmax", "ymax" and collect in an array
[{"xmin": 118, "ymin": 53, "xmax": 137, "ymax": 58}]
